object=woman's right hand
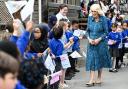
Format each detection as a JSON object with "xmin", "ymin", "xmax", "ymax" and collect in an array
[{"xmin": 88, "ymin": 38, "xmax": 95, "ymax": 45}]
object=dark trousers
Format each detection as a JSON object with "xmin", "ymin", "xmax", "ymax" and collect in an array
[{"xmin": 116, "ymin": 48, "xmax": 124, "ymax": 68}]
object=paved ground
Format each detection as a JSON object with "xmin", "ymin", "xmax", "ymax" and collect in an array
[
  {"xmin": 65, "ymin": 39, "xmax": 128, "ymax": 89},
  {"xmin": 66, "ymin": 66, "xmax": 128, "ymax": 89}
]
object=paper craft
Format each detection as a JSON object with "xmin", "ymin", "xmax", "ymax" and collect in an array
[
  {"xmin": 73, "ymin": 30, "xmax": 81, "ymax": 37},
  {"xmin": 5, "ymin": 1, "xmax": 27, "ymax": 18},
  {"xmin": 41, "ymin": 49, "xmax": 49, "ymax": 62},
  {"xmin": 73, "ymin": 29, "xmax": 86, "ymax": 37},
  {"xmin": 21, "ymin": 0, "xmax": 35, "ymax": 21},
  {"xmin": 50, "ymin": 71, "xmax": 62, "ymax": 85},
  {"xmin": 44, "ymin": 54, "xmax": 55, "ymax": 74},
  {"xmin": 60, "ymin": 54, "xmax": 71, "ymax": 69},
  {"xmin": 70, "ymin": 51, "xmax": 82, "ymax": 58},
  {"xmin": 108, "ymin": 40, "xmax": 114, "ymax": 45}
]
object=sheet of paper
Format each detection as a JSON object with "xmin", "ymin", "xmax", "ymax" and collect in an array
[
  {"xmin": 44, "ymin": 54, "xmax": 55, "ymax": 74},
  {"xmin": 5, "ymin": 1, "xmax": 27, "ymax": 18},
  {"xmin": 60, "ymin": 54, "xmax": 71, "ymax": 69},
  {"xmin": 70, "ymin": 51, "xmax": 82, "ymax": 58},
  {"xmin": 73, "ymin": 29, "xmax": 86, "ymax": 37},
  {"xmin": 21, "ymin": 0, "xmax": 34, "ymax": 21},
  {"xmin": 50, "ymin": 71, "xmax": 62, "ymax": 85},
  {"xmin": 73, "ymin": 30, "xmax": 81, "ymax": 37}
]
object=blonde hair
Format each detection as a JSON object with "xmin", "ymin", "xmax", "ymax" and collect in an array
[{"xmin": 90, "ymin": 4, "xmax": 104, "ymax": 16}]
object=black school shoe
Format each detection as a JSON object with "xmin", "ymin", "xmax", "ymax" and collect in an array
[
  {"xmin": 115, "ymin": 65, "xmax": 121, "ymax": 69},
  {"xmin": 109, "ymin": 68, "xmax": 118, "ymax": 73},
  {"xmin": 65, "ymin": 75, "xmax": 72, "ymax": 80}
]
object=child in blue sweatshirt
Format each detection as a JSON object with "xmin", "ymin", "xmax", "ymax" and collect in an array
[
  {"xmin": 56, "ymin": 20, "xmax": 74, "ymax": 88},
  {"xmin": 9, "ymin": 20, "xmax": 48, "ymax": 89},
  {"xmin": 115, "ymin": 22, "xmax": 126, "ymax": 69},
  {"xmin": 10, "ymin": 21, "xmax": 33, "ymax": 57},
  {"xmin": 49, "ymin": 25, "xmax": 64, "ymax": 89},
  {"xmin": 122, "ymin": 21, "xmax": 128, "ymax": 37},
  {"xmin": 72, "ymin": 20, "xmax": 83, "ymax": 73},
  {"xmin": 107, "ymin": 23, "xmax": 120, "ymax": 72},
  {"xmin": 122, "ymin": 21, "xmax": 128, "ymax": 54},
  {"xmin": 59, "ymin": 19, "xmax": 79, "ymax": 84}
]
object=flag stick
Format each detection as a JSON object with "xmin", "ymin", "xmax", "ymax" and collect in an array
[{"xmin": 30, "ymin": 13, "xmax": 33, "ymax": 21}]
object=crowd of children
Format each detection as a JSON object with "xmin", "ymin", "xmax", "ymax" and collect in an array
[
  {"xmin": 107, "ymin": 21, "xmax": 128, "ymax": 72},
  {"xmin": 0, "ymin": 4, "xmax": 84, "ymax": 89},
  {"xmin": 0, "ymin": 1, "xmax": 128, "ymax": 89}
]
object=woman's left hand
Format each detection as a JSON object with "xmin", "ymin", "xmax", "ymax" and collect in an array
[{"xmin": 94, "ymin": 38, "xmax": 101, "ymax": 45}]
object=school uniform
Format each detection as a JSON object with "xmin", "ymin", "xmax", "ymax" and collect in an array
[
  {"xmin": 49, "ymin": 38, "xmax": 64, "ymax": 72},
  {"xmin": 61, "ymin": 31, "xmax": 79, "ymax": 79},
  {"xmin": 107, "ymin": 31, "xmax": 120, "ymax": 57},
  {"xmin": 49, "ymin": 38, "xmax": 64, "ymax": 89},
  {"xmin": 10, "ymin": 35, "xmax": 18, "ymax": 44},
  {"xmin": 72, "ymin": 29, "xmax": 81, "ymax": 72},
  {"xmin": 10, "ymin": 31, "xmax": 30, "ymax": 57},
  {"xmin": 122, "ymin": 29, "xmax": 128, "ymax": 53}
]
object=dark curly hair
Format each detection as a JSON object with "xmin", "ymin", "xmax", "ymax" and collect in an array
[{"xmin": 19, "ymin": 58, "xmax": 48, "ymax": 89}]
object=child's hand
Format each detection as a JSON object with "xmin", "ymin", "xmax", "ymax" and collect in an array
[
  {"xmin": 44, "ymin": 75, "xmax": 48, "ymax": 84},
  {"xmin": 108, "ymin": 40, "xmax": 116, "ymax": 45},
  {"xmin": 47, "ymin": 48, "xmax": 51, "ymax": 53},
  {"xmin": 50, "ymin": 53, "xmax": 56, "ymax": 59},
  {"xmin": 69, "ymin": 37, "xmax": 74, "ymax": 43},
  {"xmin": 113, "ymin": 40, "xmax": 116, "ymax": 44},
  {"xmin": 37, "ymin": 53, "xmax": 43, "ymax": 57},
  {"xmin": 79, "ymin": 36, "xmax": 83, "ymax": 40},
  {"xmin": 26, "ymin": 21, "xmax": 33, "ymax": 32}
]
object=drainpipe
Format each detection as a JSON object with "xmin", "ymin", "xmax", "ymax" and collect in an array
[{"xmin": 39, "ymin": 0, "xmax": 42, "ymax": 23}]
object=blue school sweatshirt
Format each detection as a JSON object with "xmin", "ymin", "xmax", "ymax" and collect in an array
[
  {"xmin": 71, "ymin": 29, "xmax": 81, "ymax": 51},
  {"xmin": 123, "ymin": 29, "xmax": 128, "ymax": 37},
  {"xmin": 107, "ymin": 31, "xmax": 120, "ymax": 48},
  {"xmin": 63, "ymin": 31, "xmax": 79, "ymax": 52},
  {"xmin": 10, "ymin": 31, "xmax": 30, "ymax": 56},
  {"xmin": 15, "ymin": 81, "xmax": 26, "ymax": 89},
  {"xmin": 10, "ymin": 36, "xmax": 18, "ymax": 44},
  {"xmin": 49, "ymin": 38, "xmax": 64, "ymax": 57}
]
